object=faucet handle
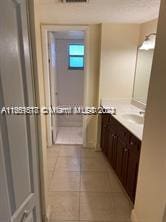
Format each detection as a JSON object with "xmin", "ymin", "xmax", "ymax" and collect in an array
[{"xmin": 111, "ymin": 108, "xmax": 117, "ymax": 115}]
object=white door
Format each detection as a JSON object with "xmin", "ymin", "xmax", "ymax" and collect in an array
[
  {"xmin": 0, "ymin": 0, "xmax": 41, "ymax": 222},
  {"xmin": 48, "ymin": 32, "xmax": 57, "ymax": 144}
]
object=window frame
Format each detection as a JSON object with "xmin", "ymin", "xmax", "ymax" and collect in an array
[{"xmin": 68, "ymin": 44, "xmax": 85, "ymax": 70}]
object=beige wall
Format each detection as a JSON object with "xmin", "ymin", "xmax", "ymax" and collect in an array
[
  {"xmin": 56, "ymin": 39, "xmax": 84, "ymax": 127},
  {"xmin": 99, "ymin": 20, "xmax": 158, "ymax": 102},
  {"xmin": 99, "ymin": 23, "xmax": 140, "ymax": 101},
  {"xmin": 132, "ymin": 1, "xmax": 166, "ymax": 221},
  {"xmin": 85, "ymin": 25, "xmax": 101, "ymax": 148}
]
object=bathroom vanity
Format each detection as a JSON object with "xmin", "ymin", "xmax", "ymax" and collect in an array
[
  {"xmin": 100, "ymin": 102, "xmax": 143, "ymax": 203},
  {"xmin": 100, "ymin": 31, "xmax": 156, "ymax": 203}
]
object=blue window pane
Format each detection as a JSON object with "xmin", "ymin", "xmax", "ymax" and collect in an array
[
  {"xmin": 70, "ymin": 57, "xmax": 84, "ymax": 68},
  {"xmin": 69, "ymin": 45, "xmax": 85, "ymax": 56}
]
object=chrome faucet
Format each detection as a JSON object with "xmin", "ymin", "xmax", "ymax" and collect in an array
[{"xmin": 111, "ymin": 108, "xmax": 117, "ymax": 115}]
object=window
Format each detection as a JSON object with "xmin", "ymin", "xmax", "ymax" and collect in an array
[{"xmin": 68, "ymin": 44, "xmax": 85, "ymax": 70}]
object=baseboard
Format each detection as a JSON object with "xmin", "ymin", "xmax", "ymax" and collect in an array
[
  {"xmin": 83, "ymin": 141, "xmax": 95, "ymax": 149},
  {"xmin": 44, "ymin": 205, "xmax": 51, "ymax": 222},
  {"xmin": 58, "ymin": 122, "xmax": 82, "ymax": 127},
  {"xmin": 83, "ymin": 140, "xmax": 102, "ymax": 151},
  {"xmin": 52, "ymin": 129, "xmax": 57, "ymax": 144},
  {"xmin": 131, "ymin": 209, "xmax": 139, "ymax": 222},
  {"xmin": 95, "ymin": 144, "xmax": 102, "ymax": 151}
]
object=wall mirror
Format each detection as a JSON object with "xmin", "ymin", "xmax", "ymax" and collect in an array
[{"xmin": 133, "ymin": 33, "xmax": 156, "ymax": 105}]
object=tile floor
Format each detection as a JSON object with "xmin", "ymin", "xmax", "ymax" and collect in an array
[
  {"xmin": 55, "ymin": 127, "xmax": 83, "ymax": 145},
  {"xmin": 47, "ymin": 145, "xmax": 132, "ymax": 222}
]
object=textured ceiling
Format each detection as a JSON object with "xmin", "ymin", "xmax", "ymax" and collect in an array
[{"xmin": 38, "ymin": 0, "xmax": 160, "ymax": 23}]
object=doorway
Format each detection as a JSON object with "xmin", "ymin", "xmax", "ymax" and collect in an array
[
  {"xmin": 49, "ymin": 31, "xmax": 85, "ymax": 145},
  {"xmin": 42, "ymin": 25, "xmax": 89, "ymax": 148}
]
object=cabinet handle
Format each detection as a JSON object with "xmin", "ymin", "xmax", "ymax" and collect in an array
[
  {"xmin": 130, "ymin": 141, "xmax": 134, "ymax": 145},
  {"xmin": 124, "ymin": 148, "xmax": 128, "ymax": 152}
]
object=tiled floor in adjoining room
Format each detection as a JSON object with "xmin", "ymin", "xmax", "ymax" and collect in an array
[
  {"xmin": 47, "ymin": 145, "xmax": 132, "ymax": 222},
  {"xmin": 55, "ymin": 127, "xmax": 83, "ymax": 145}
]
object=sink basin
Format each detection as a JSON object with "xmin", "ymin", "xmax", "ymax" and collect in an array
[{"xmin": 121, "ymin": 114, "xmax": 144, "ymax": 125}]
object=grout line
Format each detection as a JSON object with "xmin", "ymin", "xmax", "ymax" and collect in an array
[
  {"xmin": 54, "ymin": 127, "xmax": 83, "ymax": 145},
  {"xmin": 47, "ymin": 144, "xmax": 132, "ymax": 221}
]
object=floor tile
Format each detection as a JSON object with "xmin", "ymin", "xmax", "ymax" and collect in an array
[
  {"xmin": 58, "ymin": 144, "xmax": 82, "ymax": 149},
  {"xmin": 55, "ymin": 127, "xmax": 83, "ymax": 145},
  {"xmin": 81, "ymin": 158, "xmax": 109, "ymax": 171},
  {"xmin": 47, "ymin": 170, "xmax": 54, "ymax": 183},
  {"xmin": 81, "ymin": 148, "xmax": 106, "ymax": 159},
  {"xmin": 47, "ymin": 143, "xmax": 132, "ymax": 222},
  {"xmin": 112, "ymin": 193, "xmax": 132, "ymax": 221},
  {"xmin": 59, "ymin": 147, "xmax": 81, "ymax": 158},
  {"xmin": 48, "ymin": 146, "xmax": 60, "ymax": 154},
  {"xmin": 80, "ymin": 171, "xmax": 112, "ymax": 192},
  {"xmin": 55, "ymin": 157, "xmax": 80, "ymax": 171},
  {"xmin": 47, "ymin": 147, "xmax": 59, "ymax": 171},
  {"xmin": 47, "ymin": 156, "xmax": 58, "ymax": 172},
  {"xmin": 80, "ymin": 192, "xmax": 115, "ymax": 221},
  {"xmin": 108, "ymin": 168, "xmax": 123, "ymax": 193},
  {"xmin": 49, "ymin": 192, "xmax": 80, "ymax": 220},
  {"xmin": 49, "ymin": 171, "xmax": 80, "ymax": 191}
]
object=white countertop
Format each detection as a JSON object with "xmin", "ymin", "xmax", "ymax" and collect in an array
[{"xmin": 101, "ymin": 99, "xmax": 144, "ymax": 140}]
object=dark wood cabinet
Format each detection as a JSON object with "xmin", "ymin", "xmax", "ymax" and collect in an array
[
  {"xmin": 107, "ymin": 117, "xmax": 118, "ymax": 170},
  {"xmin": 116, "ymin": 138, "xmax": 125, "ymax": 180},
  {"xmin": 100, "ymin": 114, "xmax": 110, "ymax": 156},
  {"xmin": 108, "ymin": 129, "xmax": 117, "ymax": 170},
  {"xmin": 121, "ymin": 144, "xmax": 129, "ymax": 187},
  {"xmin": 126, "ymin": 137, "xmax": 141, "ymax": 202},
  {"xmin": 101, "ymin": 114, "xmax": 141, "ymax": 203}
]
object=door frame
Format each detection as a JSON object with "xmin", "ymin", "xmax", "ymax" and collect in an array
[
  {"xmin": 41, "ymin": 25, "xmax": 89, "ymax": 147},
  {"xmin": 48, "ymin": 32, "xmax": 57, "ymax": 145}
]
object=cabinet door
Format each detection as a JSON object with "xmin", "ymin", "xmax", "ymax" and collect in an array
[
  {"xmin": 121, "ymin": 146, "xmax": 129, "ymax": 187},
  {"xmin": 103, "ymin": 125, "xmax": 109, "ymax": 157},
  {"xmin": 100, "ymin": 116, "xmax": 105, "ymax": 152},
  {"xmin": 101, "ymin": 115, "xmax": 109, "ymax": 156},
  {"xmin": 126, "ymin": 143, "xmax": 140, "ymax": 202},
  {"xmin": 116, "ymin": 139, "xmax": 125, "ymax": 180},
  {"xmin": 116, "ymin": 138, "xmax": 129, "ymax": 186},
  {"xmin": 108, "ymin": 129, "xmax": 117, "ymax": 170}
]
